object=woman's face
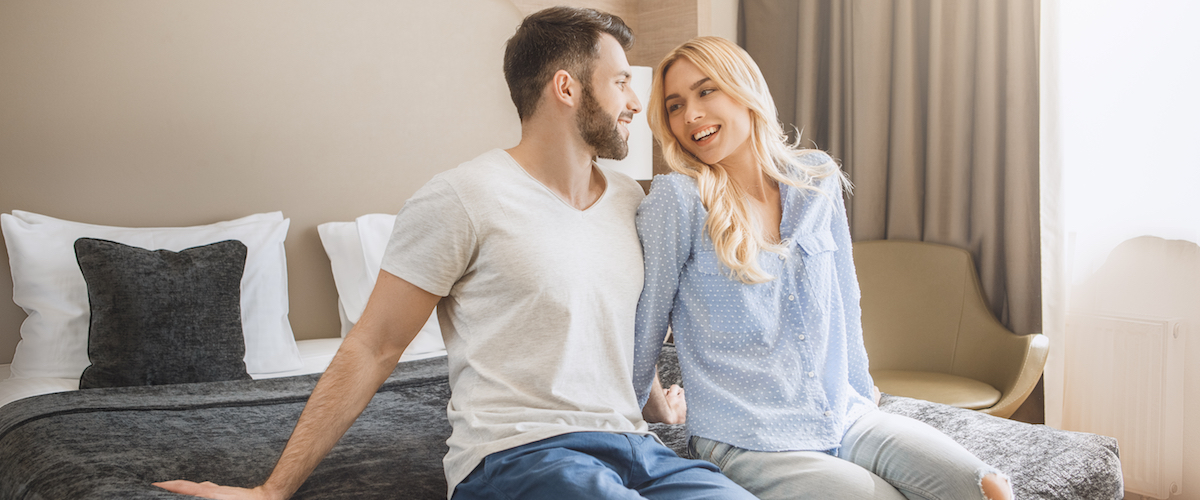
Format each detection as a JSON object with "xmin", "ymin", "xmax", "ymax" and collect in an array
[{"xmin": 662, "ymin": 58, "xmax": 754, "ymax": 169}]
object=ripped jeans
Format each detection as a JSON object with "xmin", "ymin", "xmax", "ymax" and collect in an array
[{"xmin": 688, "ymin": 410, "xmax": 1007, "ymax": 500}]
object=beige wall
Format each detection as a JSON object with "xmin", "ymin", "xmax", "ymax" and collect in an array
[
  {"xmin": 701, "ymin": 0, "xmax": 740, "ymax": 42},
  {"xmin": 0, "ymin": 0, "xmax": 525, "ymax": 364},
  {"xmin": 0, "ymin": 0, "xmax": 736, "ymax": 365}
]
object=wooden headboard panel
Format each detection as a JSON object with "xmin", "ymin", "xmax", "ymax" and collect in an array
[{"xmin": 0, "ymin": 0, "xmax": 524, "ymax": 364}]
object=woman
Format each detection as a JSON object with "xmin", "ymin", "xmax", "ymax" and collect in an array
[{"xmin": 633, "ymin": 36, "xmax": 1013, "ymax": 500}]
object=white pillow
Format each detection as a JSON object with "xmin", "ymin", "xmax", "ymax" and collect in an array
[
  {"xmin": 1, "ymin": 211, "xmax": 303, "ymax": 378},
  {"xmin": 317, "ymin": 214, "xmax": 444, "ymax": 356}
]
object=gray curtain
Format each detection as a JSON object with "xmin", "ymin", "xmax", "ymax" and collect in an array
[{"xmin": 741, "ymin": 0, "xmax": 1041, "ymax": 336}]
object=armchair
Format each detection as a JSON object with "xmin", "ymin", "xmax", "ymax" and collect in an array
[{"xmin": 852, "ymin": 240, "xmax": 1048, "ymax": 418}]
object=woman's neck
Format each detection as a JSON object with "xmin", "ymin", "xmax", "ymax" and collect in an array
[{"xmin": 722, "ymin": 161, "xmax": 782, "ymax": 244}]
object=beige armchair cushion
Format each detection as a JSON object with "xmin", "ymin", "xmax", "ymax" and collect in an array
[
  {"xmin": 871, "ymin": 370, "xmax": 1000, "ymax": 410},
  {"xmin": 853, "ymin": 240, "xmax": 1048, "ymax": 418}
]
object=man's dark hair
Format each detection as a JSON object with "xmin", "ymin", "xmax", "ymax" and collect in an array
[{"xmin": 503, "ymin": 7, "xmax": 633, "ymax": 122}]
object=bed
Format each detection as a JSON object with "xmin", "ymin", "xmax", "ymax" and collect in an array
[
  {"xmin": 0, "ymin": 209, "xmax": 454, "ymax": 499},
  {"xmin": 0, "ymin": 341, "xmax": 1123, "ymax": 500},
  {"xmin": 0, "ymin": 0, "xmax": 1123, "ymax": 498}
]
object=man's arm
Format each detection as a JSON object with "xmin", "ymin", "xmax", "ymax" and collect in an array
[{"xmin": 155, "ymin": 271, "xmax": 440, "ymax": 500}]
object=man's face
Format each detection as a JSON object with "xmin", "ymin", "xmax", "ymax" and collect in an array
[{"xmin": 577, "ymin": 34, "xmax": 641, "ymax": 161}]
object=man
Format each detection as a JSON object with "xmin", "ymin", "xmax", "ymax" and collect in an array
[{"xmin": 157, "ymin": 7, "xmax": 753, "ymax": 499}]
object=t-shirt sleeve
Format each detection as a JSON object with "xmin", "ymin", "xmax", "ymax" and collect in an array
[{"xmin": 380, "ymin": 176, "xmax": 476, "ymax": 297}]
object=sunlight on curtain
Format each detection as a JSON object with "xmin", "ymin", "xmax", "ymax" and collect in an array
[
  {"xmin": 1043, "ymin": 0, "xmax": 1200, "ymax": 494},
  {"xmin": 1059, "ymin": 1, "xmax": 1200, "ymax": 279}
]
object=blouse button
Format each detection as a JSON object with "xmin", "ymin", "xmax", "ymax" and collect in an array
[
  {"xmin": 788, "ymin": 294, "xmax": 795, "ymax": 301},
  {"xmin": 824, "ymin": 411, "xmax": 833, "ymax": 417},
  {"xmin": 807, "ymin": 371, "xmax": 816, "ymax": 378},
  {"xmin": 798, "ymin": 335, "xmax": 806, "ymax": 340},
  {"xmin": 778, "ymin": 254, "xmax": 786, "ymax": 261}
]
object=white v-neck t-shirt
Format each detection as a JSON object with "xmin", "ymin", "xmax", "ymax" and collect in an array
[{"xmin": 380, "ymin": 149, "xmax": 651, "ymax": 497}]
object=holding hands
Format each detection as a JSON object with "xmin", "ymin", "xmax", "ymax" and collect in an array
[{"xmin": 642, "ymin": 372, "xmax": 687, "ymax": 425}]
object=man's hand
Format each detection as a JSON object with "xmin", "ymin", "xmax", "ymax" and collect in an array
[
  {"xmin": 642, "ymin": 371, "xmax": 687, "ymax": 425},
  {"xmin": 153, "ymin": 480, "xmax": 275, "ymax": 500}
]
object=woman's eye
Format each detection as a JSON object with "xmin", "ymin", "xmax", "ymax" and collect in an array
[
  {"xmin": 667, "ymin": 103, "xmax": 682, "ymax": 113},
  {"xmin": 700, "ymin": 88, "xmax": 716, "ymax": 97}
]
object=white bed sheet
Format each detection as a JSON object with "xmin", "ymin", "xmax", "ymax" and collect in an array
[{"xmin": 0, "ymin": 338, "xmax": 447, "ymax": 408}]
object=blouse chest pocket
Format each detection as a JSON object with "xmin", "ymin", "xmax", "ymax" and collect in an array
[
  {"xmin": 796, "ymin": 231, "xmax": 838, "ymax": 312},
  {"xmin": 687, "ymin": 250, "xmax": 778, "ymax": 335}
]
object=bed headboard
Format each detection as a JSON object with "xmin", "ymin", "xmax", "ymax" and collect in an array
[{"xmin": 0, "ymin": 0, "xmax": 525, "ymax": 364}]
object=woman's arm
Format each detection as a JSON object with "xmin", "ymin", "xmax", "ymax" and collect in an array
[
  {"xmin": 633, "ymin": 175, "xmax": 695, "ymax": 409},
  {"xmin": 829, "ymin": 174, "xmax": 875, "ymax": 400}
]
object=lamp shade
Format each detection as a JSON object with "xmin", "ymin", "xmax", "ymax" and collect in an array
[{"xmin": 596, "ymin": 65, "xmax": 653, "ymax": 180}]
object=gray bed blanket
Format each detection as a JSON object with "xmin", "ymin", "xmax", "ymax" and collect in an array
[
  {"xmin": 0, "ymin": 349, "xmax": 1122, "ymax": 499},
  {"xmin": 0, "ymin": 356, "xmax": 453, "ymax": 499}
]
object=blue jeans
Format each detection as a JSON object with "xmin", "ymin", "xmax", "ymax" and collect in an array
[
  {"xmin": 452, "ymin": 431, "xmax": 756, "ymax": 500},
  {"xmin": 689, "ymin": 410, "xmax": 1007, "ymax": 500}
]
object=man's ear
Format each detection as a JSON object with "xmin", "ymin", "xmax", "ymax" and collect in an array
[{"xmin": 550, "ymin": 69, "xmax": 578, "ymax": 107}]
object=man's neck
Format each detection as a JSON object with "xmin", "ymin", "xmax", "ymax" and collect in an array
[{"xmin": 507, "ymin": 116, "xmax": 606, "ymax": 211}]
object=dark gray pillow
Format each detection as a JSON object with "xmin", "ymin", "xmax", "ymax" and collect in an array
[{"xmin": 74, "ymin": 238, "xmax": 252, "ymax": 389}]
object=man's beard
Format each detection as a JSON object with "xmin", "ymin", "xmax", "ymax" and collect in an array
[{"xmin": 577, "ymin": 84, "xmax": 632, "ymax": 161}]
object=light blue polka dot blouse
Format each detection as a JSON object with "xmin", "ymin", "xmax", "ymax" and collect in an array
[{"xmin": 633, "ymin": 153, "xmax": 877, "ymax": 453}]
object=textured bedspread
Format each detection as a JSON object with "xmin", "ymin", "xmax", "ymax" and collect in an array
[
  {"xmin": 876, "ymin": 396, "xmax": 1123, "ymax": 499},
  {"xmin": 0, "ymin": 356, "xmax": 454, "ymax": 500},
  {"xmin": 0, "ymin": 348, "xmax": 1121, "ymax": 500}
]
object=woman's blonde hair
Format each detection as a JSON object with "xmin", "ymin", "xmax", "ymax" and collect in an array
[{"xmin": 648, "ymin": 36, "xmax": 845, "ymax": 284}]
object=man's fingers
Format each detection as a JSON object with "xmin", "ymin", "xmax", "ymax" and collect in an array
[
  {"xmin": 155, "ymin": 479, "xmax": 220, "ymax": 496},
  {"xmin": 154, "ymin": 480, "xmax": 202, "ymax": 494},
  {"xmin": 154, "ymin": 480, "xmax": 255, "ymax": 499}
]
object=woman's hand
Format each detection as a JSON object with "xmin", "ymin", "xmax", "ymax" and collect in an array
[
  {"xmin": 656, "ymin": 384, "xmax": 688, "ymax": 424},
  {"xmin": 872, "ymin": 385, "xmax": 882, "ymax": 406},
  {"xmin": 642, "ymin": 372, "xmax": 687, "ymax": 424}
]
